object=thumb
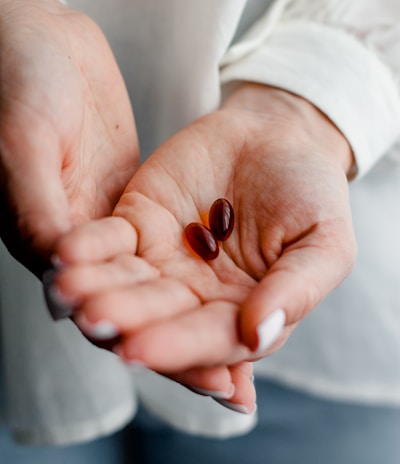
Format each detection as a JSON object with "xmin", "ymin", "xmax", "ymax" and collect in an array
[
  {"xmin": 0, "ymin": 138, "xmax": 72, "ymax": 276},
  {"xmin": 239, "ymin": 226, "xmax": 356, "ymax": 354}
]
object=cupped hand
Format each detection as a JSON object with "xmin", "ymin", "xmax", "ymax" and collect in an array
[
  {"xmin": 0, "ymin": 0, "xmax": 139, "ymax": 275},
  {"xmin": 53, "ymin": 83, "xmax": 356, "ymax": 410}
]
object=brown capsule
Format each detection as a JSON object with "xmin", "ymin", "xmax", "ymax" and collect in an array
[
  {"xmin": 184, "ymin": 222, "xmax": 219, "ymax": 261},
  {"xmin": 209, "ymin": 198, "xmax": 234, "ymax": 241}
]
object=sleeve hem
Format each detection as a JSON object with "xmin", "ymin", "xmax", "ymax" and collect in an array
[{"xmin": 221, "ymin": 21, "xmax": 400, "ymax": 179}]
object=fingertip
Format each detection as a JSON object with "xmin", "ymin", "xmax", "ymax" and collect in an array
[
  {"xmin": 73, "ymin": 311, "xmax": 120, "ymax": 340},
  {"xmin": 188, "ymin": 384, "xmax": 234, "ymax": 400},
  {"xmin": 254, "ymin": 308, "xmax": 286, "ymax": 353},
  {"xmin": 238, "ymin": 304, "xmax": 259, "ymax": 352},
  {"xmin": 221, "ymin": 362, "xmax": 257, "ymax": 413},
  {"xmin": 213, "ymin": 399, "xmax": 254, "ymax": 415},
  {"xmin": 170, "ymin": 366, "xmax": 234, "ymax": 398},
  {"xmin": 240, "ymin": 306, "xmax": 287, "ymax": 353},
  {"xmin": 239, "ymin": 276, "xmax": 288, "ymax": 352},
  {"xmin": 50, "ymin": 254, "xmax": 64, "ymax": 269},
  {"xmin": 42, "ymin": 268, "xmax": 75, "ymax": 320},
  {"xmin": 112, "ymin": 342, "xmax": 148, "ymax": 368}
]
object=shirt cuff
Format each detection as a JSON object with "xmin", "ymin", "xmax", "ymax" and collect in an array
[{"xmin": 220, "ymin": 20, "xmax": 400, "ymax": 179}]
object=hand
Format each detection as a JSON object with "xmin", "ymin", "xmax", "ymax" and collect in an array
[
  {"xmin": 0, "ymin": 0, "xmax": 139, "ymax": 275},
  {"xmin": 52, "ymin": 84, "xmax": 356, "ymax": 410},
  {"xmin": 0, "ymin": 0, "xmax": 254, "ymax": 412}
]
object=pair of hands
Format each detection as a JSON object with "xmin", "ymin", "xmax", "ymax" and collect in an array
[{"xmin": 0, "ymin": 0, "xmax": 357, "ymax": 414}]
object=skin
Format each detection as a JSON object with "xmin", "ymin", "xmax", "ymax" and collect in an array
[
  {"xmin": 0, "ymin": 0, "xmax": 255, "ymax": 410},
  {"xmin": 53, "ymin": 84, "xmax": 357, "ymax": 413},
  {"xmin": 0, "ymin": 0, "xmax": 138, "ymax": 275}
]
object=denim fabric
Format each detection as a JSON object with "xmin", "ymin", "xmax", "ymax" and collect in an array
[
  {"xmin": 1, "ymin": 379, "xmax": 400, "ymax": 463},
  {"xmin": 128, "ymin": 379, "xmax": 400, "ymax": 464}
]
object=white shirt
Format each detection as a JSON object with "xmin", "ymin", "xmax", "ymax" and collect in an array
[{"xmin": 1, "ymin": 0, "xmax": 399, "ymax": 445}]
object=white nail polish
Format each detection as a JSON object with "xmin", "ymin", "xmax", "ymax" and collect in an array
[
  {"xmin": 256, "ymin": 308, "xmax": 286, "ymax": 353},
  {"xmin": 89, "ymin": 321, "xmax": 119, "ymax": 339},
  {"xmin": 213, "ymin": 399, "xmax": 256, "ymax": 415},
  {"xmin": 112, "ymin": 345, "xmax": 147, "ymax": 370},
  {"xmin": 42, "ymin": 269, "xmax": 74, "ymax": 320},
  {"xmin": 75, "ymin": 313, "xmax": 119, "ymax": 340},
  {"xmin": 189, "ymin": 384, "xmax": 234, "ymax": 399}
]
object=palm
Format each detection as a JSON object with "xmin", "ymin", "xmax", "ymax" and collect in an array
[
  {"xmin": 116, "ymin": 108, "xmax": 350, "ymax": 310},
  {"xmin": 54, "ymin": 98, "xmax": 355, "ymax": 411},
  {"xmin": 56, "ymin": 94, "xmax": 355, "ymax": 377},
  {"xmin": 0, "ymin": 3, "xmax": 138, "ymax": 273},
  {"xmin": 115, "ymin": 116, "xmax": 259, "ymax": 307}
]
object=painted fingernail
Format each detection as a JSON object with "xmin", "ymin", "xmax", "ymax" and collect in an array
[
  {"xmin": 213, "ymin": 399, "xmax": 256, "ymax": 415},
  {"xmin": 112, "ymin": 345, "xmax": 147, "ymax": 368},
  {"xmin": 50, "ymin": 254, "xmax": 64, "ymax": 269},
  {"xmin": 74, "ymin": 313, "xmax": 119, "ymax": 340},
  {"xmin": 255, "ymin": 308, "xmax": 286, "ymax": 353},
  {"xmin": 188, "ymin": 383, "xmax": 234, "ymax": 400},
  {"xmin": 42, "ymin": 268, "xmax": 74, "ymax": 320},
  {"xmin": 85, "ymin": 334, "xmax": 122, "ymax": 352}
]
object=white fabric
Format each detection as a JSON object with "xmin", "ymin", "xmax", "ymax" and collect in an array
[
  {"xmin": 221, "ymin": 21, "xmax": 400, "ymax": 178},
  {"xmin": 1, "ymin": 0, "xmax": 400, "ymax": 445},
  {"xmin": 0, "ymin": 242, "xmax": 137, "ymax": 445}
]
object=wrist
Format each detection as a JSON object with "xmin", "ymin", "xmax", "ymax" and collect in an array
[{"xmin": 222, "ymin": 83, "xmax": 355, "ymax": 178}]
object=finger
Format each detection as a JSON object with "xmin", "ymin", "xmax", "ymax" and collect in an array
[
  {"xmin": 53, "ymin": 254, "xmax": 160, "ymax": 300},
  {"xmin": 44, "ymin": 254, "xmax": 159, "ymax": 321},
  {"xmin": 114, "ymin": 191, "xmax": 184, "ymax": 262},
  {"xmin": 213, "ymin": 362, "xmax": 257, "ymax": 414},
  {"xmin": 239, "ymin": 224, "xmax": 356, "ymax": 353},
  {"xmin": 73, "ymin": 278, "xmax": 200, "ymax": 337},
  {"xmin": 0, "ymin": 130, "xmax": 71, "ymax": 275},
  {"xmin": 42, "ymin": 254, "xmax": 160, "ymax": 320},
  {"xmin": 171, "ymin": 363, "xmax": 257, "ymax": 415},
  {"xmin": 115, "ymin": 301, "xmax": 251, "ymax": 372},
  {"xmin": 168, "ymin": 366, "xmax": 235, "ymax": 399},
  {"xmin": 55, "ymin": 216, "xmax": 138, "ymax": 264}
]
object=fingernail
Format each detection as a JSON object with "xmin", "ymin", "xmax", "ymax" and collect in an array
[
  {"xmin": 42, "ymin": 268, "xmax": 74, "ymax": 320},
  {"xmin": 51, "ymin": 254, "xmax": 64, "ymax": 269},
  {"xmin": 85, "ymin": 334, "xmax": 122, "ymax": 352},
  {"xmin": 74, "ymin": 313, "xmax": 119, "ymax": 340},
  {"xmin": 255, "ymin": 308, "xmax": 286, "ymax": 353},
  {"xmin": 213, "ymin": 399, "xmax": 256, "ymax": 415},
  {"xmin": 112, "ymin": 345, "xmax": 147, "ymax": 369},
  {"xmin": 188, "ymin": 383, "xmax": 234, "ymax": 400}
]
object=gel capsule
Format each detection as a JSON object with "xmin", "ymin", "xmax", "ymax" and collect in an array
[
  {"xmin": 209, "ymin": 198, "xmax": 234, "ymax": 241},
  {"xmin": 184, "ymin": 222, "xmax": 219, "ymax": 260}
]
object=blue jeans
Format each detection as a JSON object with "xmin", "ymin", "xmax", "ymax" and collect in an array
[
  {"xmin": 1, "ymin": 379, "xmax": 400, "ymax": 464},
  {"xmin": 0, "ymin": 424, "xmax": 135, "ymax": 464},
  {"xmin": 129, "ymin": 379, "xmax": 400, "ymax": 464}
]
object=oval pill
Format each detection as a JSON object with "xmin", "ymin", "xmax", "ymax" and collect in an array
[
  {"xmin": 184, "ymin": 222, "xmax": 219, "ymax": 260},
  {"xmin": 209, "ymin": 198, "xmax": 234, "ymax": 241}
]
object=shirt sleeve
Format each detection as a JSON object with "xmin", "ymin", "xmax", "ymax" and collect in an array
[{"xmin": 220, "ymin": 0, "xmax": 400, "ymax": 179}]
